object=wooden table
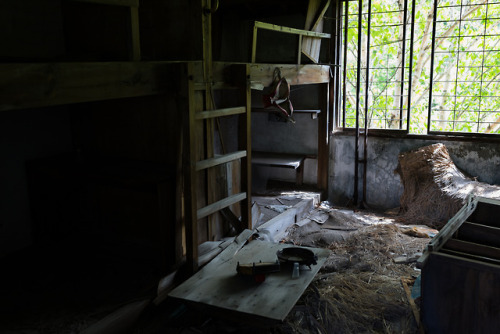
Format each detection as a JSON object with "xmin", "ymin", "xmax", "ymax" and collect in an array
[{"xmin": 169, "ymin": 230, "xmax": 330, "ymax": 325}]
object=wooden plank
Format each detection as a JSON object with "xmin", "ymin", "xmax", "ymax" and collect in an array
[
  {"xmin": 81, "ymin": 299, "xmax": 149, "ymax": 334},
  {"xmin": 252, "ymin": 151, "xmax": 305, "ymax": 169},
  {"xmin": 252, "ymin": 24, "xmax": 258, "ymax": 63},
  {"xmin": 302, "ymin": 0, "xmax": 331, "ymax": 63},
  {"xmin": 0, "ymin": 61, "xmax": 202, "ymax": 112},
  {"xmin": 249, "ymin": 63, "xmax": 330, "ymax": 86},
  {"xmin": 256, "ymin": 199, "xmax": 315, "ymax": 242},
  {"xmin": 317, "ymin": 83, "xmax": 329, "ymax": 192},
  {"xmin": 304, "ymin": 0, "xmax": 323, "ymax": 30},
  {"xmin": 197, "ymin": 192, "xmax": 247, "ymax": 220},
  {"xmin": 254, "ymin": 21, "xmax": 331, "ymax": 38},
  {"xmin": 195, "ymin": 106, "xmax": 246, "ymax": 120},
  {"xmin": 401, "ymin": 277, "xmax": 425, "ymax": 334},
  {"xmin": 457, "ymin": 222, "xmax": 500, "ymax": 248},
  {"xmin": 169, "ymin": 239, "xmax": 330, "ymax": 323},
  {"xmin": 239, "ymin": 64, "xmax": 252, "ymax": 229},
  {"xmin": 69, "ymin": 0, "xmax": 139, "ymax": 7},
  {"xmin": 421, "ymin": 253, "xmax": 500, "ymax": 333},
  {"xmin": 196, "ymin": 151, "xmax": 247, "ymax": 171},
  {"xmin": 443, "ymin": 238, "xmax": 500, "ymax": 261},
  {"xmin": 210, "ymin": 63, "xmax": 329, "ymax": 87},
  {"xmin": 184, "ymin": 62, "xmax": 200, "ymax": 274},
  {"xmin": 201, "ymin": 0, "xmax": 219, "ymax": 241},
  {"xmin": 129, "ymin": 6, "xmax": 141, "ymax": 61}
]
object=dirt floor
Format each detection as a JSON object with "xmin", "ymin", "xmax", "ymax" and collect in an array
[
  {"xmin": 0, "ymin": 200, "xmax": 432, "ymax": 334},
  {"xmin": 139, "ymin": 201, "xmax": 432, "ymax": 334}
]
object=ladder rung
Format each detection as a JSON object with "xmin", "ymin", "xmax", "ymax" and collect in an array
[
  {"xmin": 195, "ymin": 106, "xmax": 246, "ymax": 120},
  {"xmin": 196, "ymin": 151, "xmax": 247, "ymax": 171},
  {"xmin": 197, "ymin": 192, "xmax": 247, "ymax": 220}
]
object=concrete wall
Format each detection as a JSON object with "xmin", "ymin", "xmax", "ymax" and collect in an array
[
  {"xmin": 329, "ymin": 133, "xmax": 500, "ymax": 209},
  {"xmin": 251, "ymin": 85, "xmax": 321, "ymax": 191}
]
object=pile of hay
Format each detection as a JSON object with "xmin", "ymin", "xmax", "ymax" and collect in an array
[
  {"xmin": 395, "ymin": 143, "xmax": 500, "ymax": 229},
  {"xmin": 276, "ymin": 224, "xmax": 429, "ymax": 334}
]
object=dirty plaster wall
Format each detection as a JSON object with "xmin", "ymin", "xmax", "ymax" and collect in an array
[
  {"xmin": 329, "ymin": 133, "xmax": 500, "ymax": 209},
  {"xmin": 252, "ymin": 85, "xmax": 321, "ymax": 191}
]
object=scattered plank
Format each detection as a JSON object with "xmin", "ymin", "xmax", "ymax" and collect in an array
[
  {"xmin": 169, "ymin": 239, "xmax": 330, "ymax": 324},
  {"xmin": 81, "ymin": 299, "xmax": 150, "ymax": 334}
]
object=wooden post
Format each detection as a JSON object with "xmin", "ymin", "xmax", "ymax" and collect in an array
[
  {"xmin": 238, "ymin": 64, "xmax": 252, "ymax": 228},
  {"xmin": 201, "ymin": 0, "xmax": 219, "ymax": 241},
  {"xmin": 129, "ymin": 5, "xmax": 141, "ymax": 61},
  {"xmin": 251, "ymin": 24, "xmax": 258, "ymax": 63},
  {"xmin": 183, "ymin": 62, "xmax": 199, "ymax": 274},
  {"xmin": 317, "ymin": 83, "xmax": 329, "ymax": 195}
]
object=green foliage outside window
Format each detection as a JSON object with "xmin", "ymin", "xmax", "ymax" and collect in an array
[{"xmin": 341, "ymin": 0, "xmax": 500, "ymax": 135}]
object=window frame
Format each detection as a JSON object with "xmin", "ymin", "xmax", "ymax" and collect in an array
[{"xmin": 336, "ymin": 0, "xmax": 500, "ymax": 137}]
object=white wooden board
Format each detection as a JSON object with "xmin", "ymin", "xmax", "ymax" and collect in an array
[{"xmin": 169, "ymin": 232, "xmax": 330, "ymax": 323}]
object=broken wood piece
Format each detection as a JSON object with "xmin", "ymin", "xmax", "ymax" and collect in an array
[
  {"xmin": 257, "ymin": 199, "xmax": 315, "ymax": 242},
  {"xmin": 220, "ymin": 207, "xmax": 244, "ymax": 233},
  {"xmin": 401, "ymin": 277, "xmax": 425, "ymax": 334},
  {"xmin": 302, "ymin": 0, "xmax": 331, "ymax": 63}
]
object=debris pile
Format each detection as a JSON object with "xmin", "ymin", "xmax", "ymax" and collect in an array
[
  {"xmin": 277, "ymin": 210, "xmax": 430, "ymax": 334},
  {"xmin": 395, "ymin": 143, "xmax": 500, "ymax": 229}
]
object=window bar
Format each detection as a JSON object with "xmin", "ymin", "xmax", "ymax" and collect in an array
[
  {"xmin": 399, "ymin": 0, "xmax": 408, "ymax": 130},
  {"xmin": 477, "ymin": 3, "xmax": 489, "ymax": 132},
  {"xmin": 362, "ymin": 0, "xmax": 372, "ymax": 206},
  {"xmin": 354, "ymin": 0, "xmax": 363, "ymax": 205},
  {"xmin": 406, "ymin": 0, "xmax": 416, "ymax": 132},
  {"xmin": 427, "ymin": 0, "xmax": 439, "ymax": 133},
  {"xmin": 342, "ymin": 0, "xmax": 349, "ymax": 129},
  {"xmin": 451, "ymin": 1, "xmax": 465, "ymax": 131},
  {"xmin": 333, "ymin": 0, "xmax": 343, "ymax": 132},
  {"xmin": 385, "ymin": 53, "xmax": 390, "ymax": 128}
]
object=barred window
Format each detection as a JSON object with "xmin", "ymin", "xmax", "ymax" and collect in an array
[{"xmin": 340, "ymin": 0, "xmax": 500, "ymax": 135}]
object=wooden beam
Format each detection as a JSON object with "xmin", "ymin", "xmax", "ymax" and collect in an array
[
  {"xmin": 444, "ymin": 238, "xmax": 500, "ymax": 261},
  {"xmin": 302, "ymin": 0, "xmax": 331, "ymax": 63},
  {"xmin": 209, "ymin": 63, "xmax": 330, "ymax": 88},
  {"xmin": 457, "ymin": 222, "xmax": 500, "ymax": 248},
  {"xmin": 184, "ymin": 62, "xmax": 200, "ymax": 274},
  {"xmin": 252, "ymin": 24, "xmax": 258, "ymax": 63},
  {"xmin": 195, "ymin": 106, "xmax": 246, "ymax": 120},
  {"xmin": 196, "ymin": 151, "xmax": 247, "ymax": 171},
  {"xmin": 197, "ymin": 192, "xmax": 247, "ymax": 220},
  {"xmin": 238, "ymin": 64, "xmax": 252, "ymax": 229},
  {"xmin": 68, "ymin": 0, "xmax": 139, "ymax": 7},
  {"xmin": 249, "ymin": 64, "xmax": 330, "ymax": 86},
  {"xmin": 0, "ymin": 61, "xmax": 203, "ymax": 112},
  {"xmin": 317, "ymin": 83, "xmax": 329, "ymax": 193},
  {"xmin": 129, "ymin": 6, "xmax": 141, "ymax": 61},
  {"xmin": 254, "ymin": 21, "xmax": 331, "ymax": 38}
]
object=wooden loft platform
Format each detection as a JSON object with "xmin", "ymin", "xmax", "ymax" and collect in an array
[{"xmin": 0, "ymin": 62, "xmax": 329, "ymax": 112}]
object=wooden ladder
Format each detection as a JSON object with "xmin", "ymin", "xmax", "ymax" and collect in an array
[
  {"xmin": 182, "ymin": 1, "xmax": 252, "ymax": 274},
  {"xmin": 183, "ymin": 63, "xmax": 251, "ymax": 274}
]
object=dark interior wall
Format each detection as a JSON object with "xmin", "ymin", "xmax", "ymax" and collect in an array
[
  {"xmin": 0, "ymin": 108, "xmax": 73, "ymax": 257},
  {"xmin": 140, "ymin": 0, "xmax": 202, "ymax": 61},
  {"xmin": 0, "ymin": 0, "xmax": 186, "ymax": 261},
  {"xmin": 1, "ymin": 0, "xmax": 65, "ymax": 61},
  {"xmin": 214, "ymin": 0, "xmax": 331, "ymax": 64}
]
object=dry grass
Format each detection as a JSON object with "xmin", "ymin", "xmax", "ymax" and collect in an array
[{"xmin": 276, "ymin": 223, "xmax": 429, "ymax": 334}]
